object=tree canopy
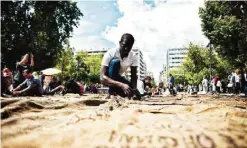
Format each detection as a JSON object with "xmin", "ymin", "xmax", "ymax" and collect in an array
[
  {"xmin": 170, "ymin": 44, "xmax": 232, "ymax": 85},
  {"xmin": 1, "ymin": 1, "xmax": 83, "ymax": 70},
  {"xmin": 55, "ymin": 45, "xmax": 103, "ymax": 83},
  {"xmin": 199, "ymin": 1, "xmax": 247, "ymax": 67}
]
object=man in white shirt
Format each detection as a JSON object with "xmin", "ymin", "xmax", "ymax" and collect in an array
[
  {"xmin": 202, "ymin": 76, "xmax": 208, "ymax": 94},
  {"xmin": 100, "ymin": 33, "xmax": 140, "ymax": 99}
]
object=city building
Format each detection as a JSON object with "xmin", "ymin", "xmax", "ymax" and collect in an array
[
  {"xmin": 125, "ymin": 48, "xmax": 147, "ymax": 80},
  {"xmin": 159, "ymin": 64, "xmax": 168, "ymax": 83},
  {"xmin": 163, "ymin": 48, "xmax": 188, "ymax": 84},
  {"xmin": 159, "ymin": 70, "xmax": 164, "ymax": 83},
  {"xmin": 83, "ymin": 48, "xmax": 109, "ymax": 55}
]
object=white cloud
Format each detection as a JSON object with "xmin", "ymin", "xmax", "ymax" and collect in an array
[
  {"xmin": 102, "ymin": 0, "xmax": 209, "ymax": 82},
  {"xmin": 70, "ymin": 1, "xmax": 119, "ymax": 51},
  {"xmin": 72, "ymin": 20, "xmax": 99, "ymax": 36}
]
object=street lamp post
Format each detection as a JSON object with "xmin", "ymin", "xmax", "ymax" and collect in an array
[{"xmin": 207, "ymin": 42, "xmax": 212, "ymax": 81}]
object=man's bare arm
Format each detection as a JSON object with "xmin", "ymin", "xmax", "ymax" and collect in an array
[
  {"xmin": 100, "ymin": 66, "xmax": 122, "ymax": 87},
  {"xmin": 13, "ymin": 80, "xmax": 27, "ymax": 91}
]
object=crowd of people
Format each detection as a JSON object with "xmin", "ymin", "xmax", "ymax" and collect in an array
[
  {"xmin": 1, "ymin": 53, "xmax": 103, "ymax": 97},
  {"xmin": 2, "ymin": 33, "xmax": 247, "ymax": 99},
  {"xmin": 199, "ymin": 69, "xmax": 247, "ymax": 96},
  {"xmin": 162, "ymin": 69, "xmax": 247, "ymax": 97}
]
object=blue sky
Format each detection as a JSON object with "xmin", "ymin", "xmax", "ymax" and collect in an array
[
  {"xmin": 70, "ymin": 1, "xmax": 121, "ymax": 49},
  {"xmin": 70, "ymin": 0, "xmax": 209, "ymax": 81}
]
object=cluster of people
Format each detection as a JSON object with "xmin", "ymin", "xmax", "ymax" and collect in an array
[
  {"xmin": 2, "ymin": 33, "xmax": 247, "ymax": 99},
  {"xmin": 1, "ymin": 53, "xmax": 86, "ymax": 97},
  {"xmin": 227, "ymin": 68, "xmax": 247, "ymax": 95},
  {"xmin": 196, "ymin": 68, "xmax": 247, "ymax": 96}
]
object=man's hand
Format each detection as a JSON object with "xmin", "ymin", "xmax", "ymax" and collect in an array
[
  {"xmin": 13, "ymin": 91, "xmax": 21, "ymax": 95},
  {"xmin": 120, "ymin": 83, "xmax": 132, "ymax": 95},
  {"xmin": 132, "ymin": 89, "xmax": 141, "ymax": 100}
]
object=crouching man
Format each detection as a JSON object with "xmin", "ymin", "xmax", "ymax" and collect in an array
[
  {"xmin": 100, "ymin": 33, "xmax": 141, "ymax": 100},
  {"xmin": 12, "ymin": 69, "xmax": 43, "ymax": 96}
]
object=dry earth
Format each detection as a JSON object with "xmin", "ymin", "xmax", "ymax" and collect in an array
[{"xmin": 1, "ymin": 94, "xmax": 247, "ymax": 148}]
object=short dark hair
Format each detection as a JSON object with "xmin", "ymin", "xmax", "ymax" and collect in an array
[
  {"xmin": 146, "ymin": 76, "xmax": 151, "ymax": 80},
  {"xmin": 23, "ymin": 68, "xmax": 32, "ymax": 74},
  {"xmin": 120, "ymin": 33, "xmax": 135, "ymax": 44}
]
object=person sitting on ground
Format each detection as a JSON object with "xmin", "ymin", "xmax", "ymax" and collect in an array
[
  {"xmin": 44, "ymin": 76, "xmax": 64, "ymax": 95},
  {"xmin": 1, "ymin": 71, "xmax": 12, "ymax": 96},
  {"xmin": 2, "ymin": 67, "xmax": 13, "ymax": 94},
  {"xmin": 143, "ymin": 86, "xmax": 152, "ymax": 97},
  {"xmin": 100, "ymin": 33, "xmax": 141, "ymax": 100},
  {"xmin": 62, "ymin": 77, "xmax": 84, "ymax": 96},
  {"xmin": 3, "ymin": 67, "xmax": 13, "ymax": 84},
  {"xmin": 143, "ymin": 76, "xmax": 152, "ymax": 89},
  {"xmin": 12, "ymin": 69, "xmax": 43, "ymax": 96},
  {"xmin": 13, "ymin": 53, "xmax": 34, "ymax": 88}
]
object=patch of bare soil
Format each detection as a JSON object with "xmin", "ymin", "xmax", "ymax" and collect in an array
[{"xmin": 1, "ymin": 94, "xmax": 247, "ymax": 148}]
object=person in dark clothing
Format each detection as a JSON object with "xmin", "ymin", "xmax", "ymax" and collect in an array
[
  {"xmin": 1, "ymin": 72, "xmax": 9, "ymax": 97},
  {"xmin": 240, "ymin": 68, "xmax": 246, "ymax": 93},
  {"xmin": 13, "ymin": 53, "xmax": 34, "ymax": 88},
  {"xmin": 63, "ymin": 78, "xmax": 83, "ymax": 96},
  {"xmin": 168, "ymin": 74, "xmax": 175, "ymax": 95},
  {"xmin": 1, "ymin": 62, "xmax": 9, "ymax": 97},
  {"xmin": 221, "ymin": 79, "xmax": 227, "ymax": 93},
  {"xmin": 12, "ymin": 69, "xmax": 43, "ymax": 96},
  {"xmin": 143, "ymin": 76, "xmax": 152, "ymax": 89}
]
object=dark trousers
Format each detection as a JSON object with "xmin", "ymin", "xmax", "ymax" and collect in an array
[
  {"xmin": 235, "ymin": 82, "xmax": 240, "ymax": 94},
  {"xmin": 245, "ymin": 82, "xmax": 247, "ymax": 96},
  {"xmin": 107, "ymin": 58, "xmax": 133, "ymax": 98}
]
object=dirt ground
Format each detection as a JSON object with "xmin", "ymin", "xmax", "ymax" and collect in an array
[{"xmin": 1, "ymin": 94, "xmax": 247, "ymax": 148}]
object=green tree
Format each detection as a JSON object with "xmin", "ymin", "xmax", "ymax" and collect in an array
[
  {"xmin": 169, "ymin": 68, "xmax": 186, "ymax": 85},
  {"xmin": 199, "ymin": 1, "xmax": 247, "ymax": 67},
  {"xmin": 86, "ymin": 54, "xmax": 103, "ymax": 75},
  {"xmin": 55, "ymin": 39, "xmax": 76, "ymax": 80},
  {"xmin": 181, "ymin": 44, "xmax": 232, "ymax": 84},
  {"xmin": 75, "ymin": 51, "xmax": 103, "ymax": 82},
  {"xmin": 74, "ymin": 51, "xmax": 90, "ymax": 81},
  {"xmin": 1, "ymin": 1, "xmax": 83, "ymax": 70}
]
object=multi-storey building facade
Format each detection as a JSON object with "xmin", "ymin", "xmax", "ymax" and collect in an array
[{"xmin": 162, "ymin": 48, "xmax": 188, "ymax": 84}]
